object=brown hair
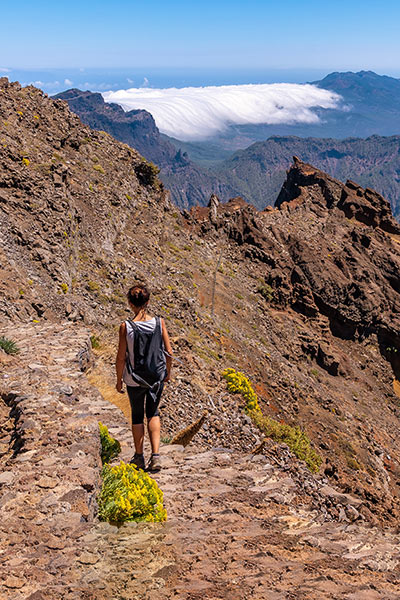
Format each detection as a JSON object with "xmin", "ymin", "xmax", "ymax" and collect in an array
[{"xmin": 127, "ymin": 284, "xmax": 150, "ymax": 307}]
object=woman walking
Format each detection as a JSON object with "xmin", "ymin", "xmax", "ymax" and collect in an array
[{"xmin": 116, "ymin": 284, "xmax": 172, "ymax": 472}]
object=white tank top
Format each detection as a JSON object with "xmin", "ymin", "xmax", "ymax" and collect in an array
[{"xmin": 123, "ymin": 318, "xmax": 158, "ymax": 387}]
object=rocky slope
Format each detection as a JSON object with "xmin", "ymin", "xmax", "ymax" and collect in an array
[
  {"xmin": 1, "ymin": 76, "xmax": 400, "ymax": 539},
  {"xmin": 55, "ymin": 88, "xmax": 233, "ymax": 208},
  {"xmin": 215, "ymin": 135, "xmax": 400, "ymax": 218}
]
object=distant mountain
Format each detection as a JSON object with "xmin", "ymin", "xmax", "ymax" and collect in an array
[
  {"xmin": 215, "ymin": 135, "xmax": 400, "ymax": 218},
  {"xmin": 315, "ymin": 70, "xmax": 400, "ymax": 111},
  {"xmin": 55, "ymin": 89, "xmax": 232, "ymax": 208}
]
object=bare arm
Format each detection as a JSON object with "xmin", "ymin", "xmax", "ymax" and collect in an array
[
  {"xmin": 115, "ymin": 322, "xmax": 127, "ymax": 392},
  {"xmin": 161, "ymin": 318, "xmax": 172, "ymax": 382}
]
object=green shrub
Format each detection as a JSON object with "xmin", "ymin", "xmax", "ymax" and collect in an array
[
  {"xmin": 346, "ymin": 457, "xmax": 361, "ymax": 471},
  {"xmin": 93, "ymin": 164, "xmax": 105, "ymax": 174},
  {"xmin": 86, "ymin": 280, "xmax": 100, "ymax": 292},
  {"xmin": 98, "ymin": 461, "xmax": 167, "ymax": 523},
  {"xmin": 0, "ymin": 336, "xmax": 20, "ymax": 355},
  {"xmin": 134, "ymin": 160, "xmax": 160, "ymax": 188},
  {"xmin": 60, "ymin": 283, "xmax": 68, "ymax": 294},
  {"xmin": 257, "ymin": 281, "xmax": 274, "ymax": 301},
  {"xmin": 99, "ymin": 422, "xmax": 121, "ymax": 465},
  {"xmin": 90, "ymin": 335, "xmax": 100, "ymax": 349},
  {"xmin": 221, "ymin": 368, "xmax": 322, "ymax": 473}
]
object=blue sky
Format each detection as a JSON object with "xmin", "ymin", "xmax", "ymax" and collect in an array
[{"xmin": 1, "ymin": 0, "xmax": 400, "ymax": 73}]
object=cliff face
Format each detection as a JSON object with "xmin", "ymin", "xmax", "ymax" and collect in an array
[
  {"xmin": 55, "ymin": 88, "xmax": 177, "ymax": 167},
  {"xmin": 55, "ymin": 88, "xmax": 233, "ymax": 209},
  {"xmin": 2, "ymin": 79, "xmax": 400, "ymax": 531}
]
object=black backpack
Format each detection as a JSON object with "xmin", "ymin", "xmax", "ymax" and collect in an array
[{"xmin": 126, "ymin": 317, "xmax": 166, "ymax": 389}]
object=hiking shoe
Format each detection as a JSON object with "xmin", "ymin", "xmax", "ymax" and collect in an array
[
  {"xmin": 129, "ymin": 454, "xmax": 145, "ymax": 470},
  {"xmin": 147, "ymin": 454, "xmax": 161, "ymax": 473}
]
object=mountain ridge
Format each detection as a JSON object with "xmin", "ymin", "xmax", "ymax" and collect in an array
[{"xmin": 215, "ymin": 134, "xmax": 400, "ymax": 218}]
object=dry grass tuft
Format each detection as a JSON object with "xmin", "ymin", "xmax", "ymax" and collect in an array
[{"xmin": 86, "ymin": 367, "xmax": 131, "ymax": 420}]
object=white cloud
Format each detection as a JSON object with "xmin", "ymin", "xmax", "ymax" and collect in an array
[
  {"xmin": 103, "ymin": 83, "xmax": 344, "ymax": 141},
  {"xmin": 0, "ymin": 67, "xmax": 11, "ymax": 73},
  {"xmin": 64, "ymin": 78, "xmax": 73, "ymax": 86}
]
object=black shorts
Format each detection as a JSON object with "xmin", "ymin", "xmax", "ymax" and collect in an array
[{"xmin": 127, "ymin": 383, "xmax": 164, "ymax": 425}]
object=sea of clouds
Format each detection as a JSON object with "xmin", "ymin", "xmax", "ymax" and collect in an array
[{"xmin": 103, "ymin": 83, "xmax": 343, "ymax": 141}]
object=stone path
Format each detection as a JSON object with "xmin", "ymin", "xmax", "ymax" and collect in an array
[
  {"xmin": 1, "ymin": 322, "xmax": 400, "ymax": 599},
  {"xmin": 86, "ymin": 445, "xmax": 400, "ymax": 600},
  {"xmin": 0, "ymin": 322, "xmax": 127, "ymax": 599}
]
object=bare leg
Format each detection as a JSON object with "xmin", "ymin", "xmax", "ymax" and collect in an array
[
  {"xmin": 147, "ymin": 416, "xmax": 160, "ymax": 454},
  {"xmin": 132, "ymin": 423, "xmax": 145, "ymax": 454}
]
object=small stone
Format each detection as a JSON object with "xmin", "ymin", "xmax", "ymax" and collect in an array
[
  {"xmin": 59, "ymin": 385, "xmax": 73, "ymax": 395},
  {"xmin": 94, "ymin": 522, "xmax": 118, "ymax": 534},
  {"xmin": 28, "ymin": 363, "xmax": 46, "ymax": 370},
  {"xmin": 26, "ymin": 592, "xmax": 46, "ymax": 600},
  {"xmin": 46, "ymin": 535, "xmax": 66, "ymax": 549},
  {"xmin": 77, "ymin": 552, "xmax": 100, "ymax": 565},
  {"xmin": 0, "ymin": 471, "xmax": 14, "ymax": 484},
  {"xmin": 4, "ymin": 575, "xmax": 25, "ymax": 589},
  {"xmin": 15, "ymin": 449, "xmax": 37, "ymax": 462},
  {"xmin": 37, "ymin": 476, "xmax": 59, "ymax": 489}
]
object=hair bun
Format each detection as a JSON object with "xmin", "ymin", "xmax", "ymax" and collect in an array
[{"xmin": 127, "ymin": 284, "xmax": 150, "ymax": 308}]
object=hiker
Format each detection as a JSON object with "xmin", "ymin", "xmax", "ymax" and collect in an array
[{"xmin": 115, "ymin": 284, "xmax": 172, "ymax": 472}]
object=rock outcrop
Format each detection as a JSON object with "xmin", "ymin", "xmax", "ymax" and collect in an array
[{"xmin": 215, "ymin": 134, "xmax": 400, "ymax": 218}]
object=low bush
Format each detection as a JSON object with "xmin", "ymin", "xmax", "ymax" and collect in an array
[
  {"xmin": 134, "ymin": 160, "xmax": 160, "ymax": 188},
  {"xmin": 0, "ymin": 336, "xmax": 20, "ymax": 355},
  {"xmin": 99, "ymin": 422, "xmax": 121, "ymax": 465},
  {"xmin": 221, "ymin": 368, "xmax": 322, "ymax": 473},
  {"xmin": 98, "ymin": 461, "xmax": 167, "ymax": 523},
  {"xmin": 90, "ymin": 335, "xmax": 100, "ymax": 349},
  {"xmin": 257, "ymin": 281, "xmax": 274, "ymax": 302},
  {"xmin": 222, "ymin": 368, "xmax": 260, "ymax": 414}
]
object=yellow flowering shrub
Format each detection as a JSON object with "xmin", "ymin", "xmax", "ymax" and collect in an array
[
  {"xmin": 221, "ymin": 368, "xmax": 321, "ymax": 473},
  {"xmin": 221, "ymin": 368, "xmax": 261, "ymax": 415},
  {"xmin": 98, "ymin": 461, "xmax": 167, "ymax": 523},
  {"xmin": 99, "ymin": 422, "xmax": 121, "ymax": 465}
]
